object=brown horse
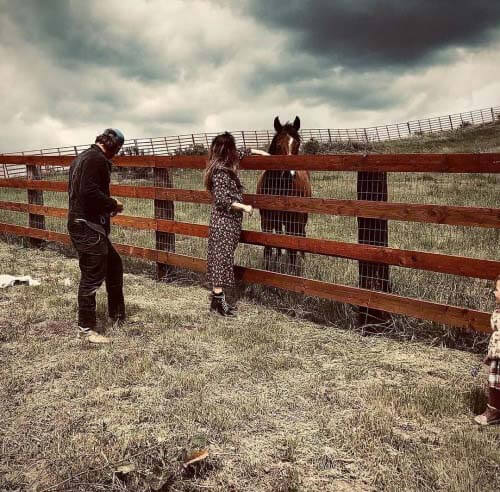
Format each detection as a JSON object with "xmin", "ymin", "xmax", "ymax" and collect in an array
[{"xmin": 256, "ymin": 116, "xmax": 312, "ymax": 274}]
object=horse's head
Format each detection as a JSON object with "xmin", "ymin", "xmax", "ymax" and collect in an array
[
  {"xmin": 269, "ymin": 116, "xmax": 301, "ymax": 178},
  {"xmin": 270, "ymin": 116, "xmax": 301, "ymax": 156}
]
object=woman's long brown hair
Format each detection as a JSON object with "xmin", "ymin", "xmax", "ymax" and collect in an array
[{"xmin": 204, "ymin": 132, "xmax": 240, "ymax": 192}]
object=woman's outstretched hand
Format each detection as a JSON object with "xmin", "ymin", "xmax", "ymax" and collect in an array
[{"xmin": 250, "ymin": 149, "xmax": 271, "ymax": 156}]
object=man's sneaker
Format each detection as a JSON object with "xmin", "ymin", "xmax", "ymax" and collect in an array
[
  {"xmin": 78, "ymin": 329, "xmax": 111, "ymax": 344},
  {"xmin": 474, "ymin": 405, "xmax": 500, "ymax": 426}
]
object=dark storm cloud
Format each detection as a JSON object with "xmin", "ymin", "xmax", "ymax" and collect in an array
[
  {"xmin": 0, "ymin": 0, "xmax": 177, "ymax": 81},
  {"xmin": 244, "ymin": 0, "xmax": 500, "ymax": 69},
  {"xmin": 245, "ymin": 58, "xmax": 400, "ymax": 111}
]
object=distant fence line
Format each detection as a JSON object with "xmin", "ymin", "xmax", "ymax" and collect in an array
[{"xmin": 1, "ymin": 104, "xmax": 499, "ymax": 178}]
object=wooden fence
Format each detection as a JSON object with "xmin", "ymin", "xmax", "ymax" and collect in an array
[{"xmin": 0, "ymin": 153, "xmax": 499, "ymax": 333}]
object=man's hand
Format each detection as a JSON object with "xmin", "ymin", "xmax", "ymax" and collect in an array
[{"xmin": 112, "ymin": 200, "xmax": 124, "ymax": 216}]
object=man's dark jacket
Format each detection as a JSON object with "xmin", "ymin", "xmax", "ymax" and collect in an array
[{"xmin": 68, "ymin": 144, "xmax": 118, "ymax": 235}]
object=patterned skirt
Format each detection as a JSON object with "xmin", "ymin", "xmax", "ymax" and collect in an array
[
  {"xmin": 488, "ymin": 359, "xmax": 500, "ymax": 390},
  {"xmin": 207, "ymin": 213, "xmax": 242, "ymax": 288}
]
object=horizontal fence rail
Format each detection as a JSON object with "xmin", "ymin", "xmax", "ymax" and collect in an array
[
  {"xmin": 1, "ymin": 104, "xmax": 499, "ymax": 178},
  {"xmin": 0, "ymin": 152, "xmax": 498, "ymax": 332},
  {"xmin": 1, "ymin": 153, "xmax": 500, "ymax": 172}
]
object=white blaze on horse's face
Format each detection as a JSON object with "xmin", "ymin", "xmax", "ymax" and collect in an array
[{"xmin": 288, "ymin": 136, "xmax": 296, "ymax": 176}]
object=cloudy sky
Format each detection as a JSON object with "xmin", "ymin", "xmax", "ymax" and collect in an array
[{"xmin": 1, "ymin": 0, "xmax": 500, "ymax": 152}]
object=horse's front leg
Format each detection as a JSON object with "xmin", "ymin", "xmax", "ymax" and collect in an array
[
  {"xmin": 261, "ymin": 211, "xmax": 274, "ymax": 271},
  {"xmin": 298, "ymin": 215, "xmax": 307, "ymax": 259},
  {"xmin": 285, "ymin": 213, "xmax": 307, "ymax": 276}
]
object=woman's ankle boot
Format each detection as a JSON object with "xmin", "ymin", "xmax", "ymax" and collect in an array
[{"xmin": 210, "ymin": 292, "xmax": 236, "ymax": 316}]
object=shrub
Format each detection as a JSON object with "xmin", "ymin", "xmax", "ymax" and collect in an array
[
  {"xmin": 174, "ymin": 144, "xmax": 207, "ymax": 156},
  {"xmin": 302, "ymin": 138, "xmax": 375, "ymax": 154},
  {"xmin": 302, "ymin": 138, "xmax": 321, "ymax": 154},
  {"xmin": 118, "ymin": 145, "xmax": 151, "ymax": 179}
]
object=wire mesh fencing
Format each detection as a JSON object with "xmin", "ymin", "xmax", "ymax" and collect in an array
[{"xmin": 2, "ymin": 104, "xmax": 499, "ymax": 178}]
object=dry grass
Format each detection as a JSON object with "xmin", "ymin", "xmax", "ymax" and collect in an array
[
  {"xmin": 0, "ymin": 241, "xmax": 499, "ymax": 492},
  {"xmin": 1, "ymin": 123, "xmax": 499, "ymax": 490}
]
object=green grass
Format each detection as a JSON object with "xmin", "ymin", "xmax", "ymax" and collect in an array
[{"xmin": 0, "ymin": 241, "xmax": 499, "ymax": 491}]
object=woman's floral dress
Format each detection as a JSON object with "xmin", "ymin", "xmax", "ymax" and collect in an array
[{"xmin": 206, "ymin": 167, "xmax": 245, "ymax": 287}]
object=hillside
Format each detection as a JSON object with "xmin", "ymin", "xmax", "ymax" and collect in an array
[{"xmin": 301, "ymin": 120, "xmax": 500, "ymax": 154}]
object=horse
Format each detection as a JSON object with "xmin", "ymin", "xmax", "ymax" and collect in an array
[{"xmin": 256, "ymin": 116, "xmax": 312, "ymax": 274}]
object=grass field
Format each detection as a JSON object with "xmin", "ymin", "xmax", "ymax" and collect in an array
[
  {"xmin": 0, "ymin": 122, "xmax": 499, "ymax": 490},
  {"xmin": 1, "ymin": 241, "xmax": 499, "ymax": 492}
]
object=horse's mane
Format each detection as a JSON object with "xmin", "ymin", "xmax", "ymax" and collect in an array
[{"xmin": 269, "ymin": 123, "xmax": 302, "ymax": 155}]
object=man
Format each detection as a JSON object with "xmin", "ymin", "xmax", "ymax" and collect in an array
[{"xmin": 68, "ymin": 128, "xmax": 125, "ymax": 343}]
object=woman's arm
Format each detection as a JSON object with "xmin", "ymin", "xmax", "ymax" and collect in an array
[
  {"xmin": 249, "ymin": 149, "xmax": 271, "ymax": 156},
  {"xmin": 212, "ymin": 171, "xmax": 253, "ymax": 215},
  {"xmin": 231, "ymin": 201, "xmax": 253, "ymax": 216}
]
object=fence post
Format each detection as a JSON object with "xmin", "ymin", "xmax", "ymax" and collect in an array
[
  {"xmin": 26, "ymin": 153, "xmax": 45, "ymax": 247},
  {"xmin": 449, "ymin": 115, "xmax": 453, "ymax": 130},
  {"xmin": 154, "ymin": 164, "xmax": 175, "ymax": 281},
  {"xmin": 491, "ymin": 107, "xmax": 495, "ymax": 122},
  {"xmin": 406, "ymin": 122, "xmax": 411, "ymax": 136},
  {"xmin": 357, "ymin": 170, "xmax": 390, "ymax": 325}
]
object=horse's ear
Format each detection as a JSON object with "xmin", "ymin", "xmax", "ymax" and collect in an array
[
  {"xmin": 293, "ymin": 116, "xmax": 300, "ymax": 131},
  {"xmin": 274, "ymin": 116, "xmax": 282, "ymax": 132}
]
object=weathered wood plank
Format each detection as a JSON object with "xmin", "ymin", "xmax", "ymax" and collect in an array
[
  {"xmin": 26, "ymin": 164, "xmax": 45, "ymax": 247},
  {"xmin": 1, "ymin": 153, "xmax": 499, "ymax": 172},
  {"xmin": 154, "ymin": 167, "xmax": 175, "ymax": 280},
  {"xmin": 357, "ymin": 170, "xmax": 390, "ymax": 323}
]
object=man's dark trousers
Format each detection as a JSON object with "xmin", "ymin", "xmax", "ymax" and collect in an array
[{"xmin": 69, "ymin": 221, "xmax": 125, "ymax": 329}]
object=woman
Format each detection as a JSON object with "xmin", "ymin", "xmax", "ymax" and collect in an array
[{"xmin": 204, "ymin": 132, "xmax": 256, "ymax": 316}]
